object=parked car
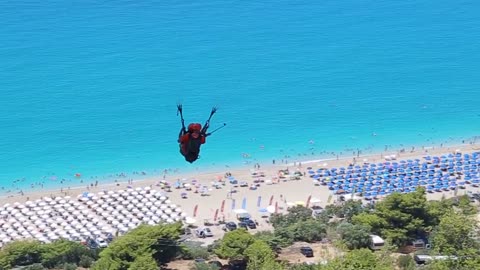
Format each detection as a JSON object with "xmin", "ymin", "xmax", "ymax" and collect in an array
[
  {"xmin": 245, "ymin": 219, "xmax": 257, "ymax": 229},
  {"xmin": 195, "ymin": 227, "xmax": 214, "ymax": 238},
  {"xmin": 96, "ymin": 238, "xmax": 108, "ymax": 248},
  {"xmin": 239, "ymin": 181, "xmax": 249, "ymax": 187},
  {"xmin": 224, "ymin": 222, "xmax": 237, "ymax": 231},
  {"xmin": 238, "ymin": 222, "xmax": 248, "ymax": 230},
  {"xmin": 300, "ymin": 246, "xmax": 314, "ymax": 257}
]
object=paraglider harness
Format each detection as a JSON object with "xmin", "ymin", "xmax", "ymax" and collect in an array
[{"xmin": 177, "ymin": 104, "xmax": 225, "ymax": 163}]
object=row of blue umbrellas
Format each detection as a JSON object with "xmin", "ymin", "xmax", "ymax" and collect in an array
[{"xmin": 309, "ymin": 152, "xmax": 480, "ymax": 198}]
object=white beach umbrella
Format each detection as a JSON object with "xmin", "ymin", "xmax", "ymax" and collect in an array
[
  {"xmin": 164, "ymin": 208, "xmax": 172, "ymax": 214},
  {"xmin": 131, "ymin": 218, "xmax": 140, "ymax": 224}
]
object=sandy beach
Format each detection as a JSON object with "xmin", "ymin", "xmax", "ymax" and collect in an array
[{"xmin": 2, "ymin": 142, "xmax": 480, "ymax": 228}]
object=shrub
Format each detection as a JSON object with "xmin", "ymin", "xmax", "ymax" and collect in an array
[
  {"xmin": 397, "ymin": 255, "xmax": 415, "ymax": 270},
  {"xmin": 24, "ymin": 264, "xmax": 46, "ymax": 270},
  {"xmin": 79, "ymin": 255, "xmax": 94, "ymax": 268},
  {"xmin": 62, "ymin": 262, "xmax": 78, "ymax": 270}
]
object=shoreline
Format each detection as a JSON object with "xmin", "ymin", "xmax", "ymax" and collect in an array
[{"xmin": 1, "ymin": 139, "xmax": 479, "ymax": 205}]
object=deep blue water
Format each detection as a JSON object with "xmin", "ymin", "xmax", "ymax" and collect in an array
[{"xmin": 1, "ymin": 0, "xmax": 480, "ymax": 193}]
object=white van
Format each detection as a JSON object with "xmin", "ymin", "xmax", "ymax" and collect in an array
[{"xmin": 369, "ymin": 235, "xmax": 385, "ymax": 250}]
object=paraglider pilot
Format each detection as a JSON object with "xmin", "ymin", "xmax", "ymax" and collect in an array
[{"xmin": 177, "ymin": 104, "xmax": 224, "ymax": 163}]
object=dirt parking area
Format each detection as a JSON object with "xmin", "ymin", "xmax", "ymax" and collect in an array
[{"xmin": 277, "ymin": 242, "xmax": 342, "ymax": 265}]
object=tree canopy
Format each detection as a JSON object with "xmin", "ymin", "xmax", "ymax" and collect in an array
[
  {"xmin": 92, "ymin": 223, "xmax": 182, "ymax": 270},
  {"xmin": 352, "ymin": 188, "xmax": 445, "ymax": 246},
  {"xmin": 214, "ymin": 229, "xmax": 255, "ymax": 260}
]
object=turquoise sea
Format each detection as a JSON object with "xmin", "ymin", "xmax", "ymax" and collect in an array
[{"xmin": 1, "ymin": 0, "xmax": 480, "ymax": 194}]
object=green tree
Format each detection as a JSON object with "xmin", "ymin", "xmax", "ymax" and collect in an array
[
  {"xmin": 338, "ymin": 199, "xmax": 366, "ymax": 222},
  {"xmin": 351, "ymin": 212, "xmax": 387, "ymax": 235},
  {"xmin": 0, "ymin": 240, "xmax": 42, "ymax": 269},
  {"xmin": 457, "ymin": 195, "xmax": 478, "ymax": 215},
  {"xmin": 352, "ymin": 188, "xmax": 432, "ymax": 246},
  {"xmin": 270, "ymin": 206, "xmax": 312, "ymax": 228},
  {"xmin": 243, "ymin": 240, "xmax": 276, "ymax": 270},
  {"xmin": 272, "ymin": 226, "xmax": 295, "ymax": 247},
  {"xmin": 336, "ymin": 223, "xmax": 371, "ymax": 250},
  {"xmin": 291, "ymin": 219, "xmax": 327, "ymax": 242},
  {"xmin": 431, "ymin": 210, "xmax": 479, "ymax": 257},
  {"xmin": 426, "ymin": 198, "xmax": 453, "ymax": 228},
  {"xmin": 40, "ymin": 239, "xmax": 92, "ymax": 268},
  {"xmin": 93, "ymin": 223, "xmax": 182, "ymax": 270},
  {"xmin": 253, "ymin": 231, "xmax": 285, "ymax": 252},
  {"xmin": 214, "ymin": 229, "xmax": 255, "ymax": 260},
  {"xmin": 128, "ymin": 254, "xmax": 158, "ymax": 270}
]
